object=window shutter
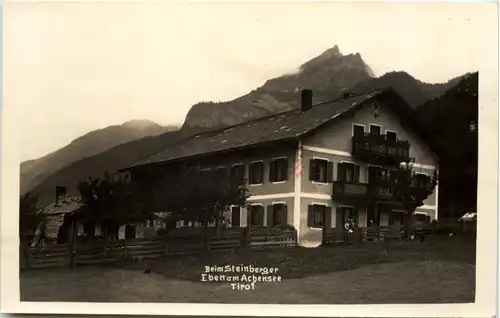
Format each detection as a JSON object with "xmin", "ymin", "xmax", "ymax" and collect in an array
[
  {"xmin": 258, "ymin": 162, "xmax": 264, "ymax": 184},
  {"xmin": 370, "ymin": 125, "xmax": 381, "ymax": 136},
  {"xmin": 282, "ymin": 204, "xmax": 288, "ymax": 225},
  {"xmin": 269, "ymin": 160, "xmax": 275, "ymax": 182},
  {"xmin": 326, "ymin": 161, "xmax": 334, "ymax": 183},
  {"xmin": 336, "ymin": 207, "xmax": 343, "ymax": 229},
  {"xmin": 248, "ymin": 164, "xmax": 254, "ymax": 184},
  {"xmin": 247, "ymin": 207, "xmax": 252, "ymax": 227},
  {"xmin": 309, "ymin": 159, "xmax": 316, "ymax": 181},
  {"xmin": 386, "ymin": 131, "xmax": 397, "ymax": 141},
  {"xmin": 354, "ymin": 165, "xmax": 360, "ymax": 182},
  {"xmin": 307, "ymin": 205, "xmax": 314, "ymax": 227},
  {"xmin": 267, "ymin": 205, "xmax": 274, "ymax": 227},
  {"xmin": 354, "ymin": 208, "xmax": 360, "ymax": 226},
  {"xmin": 283, "ymin": 159, "xmax": 289, "ymax": 181},
  {"xmin": 324, "ymin": 206, "xmax": 332, "ymax": 229},
  {"xmin": 235, "ymin": 165, "xmax": 245, "ymax": 184},
  {"xmin": 259, "ymin": 206, "xmax": 265, "ymax": 225},
  {"xmin": 337, "ymin": 163, "xmax": 344, "ymax": 181},
  {"xmin": 353, "ymin": 125, "xmax": 364, "ymax": 137}
]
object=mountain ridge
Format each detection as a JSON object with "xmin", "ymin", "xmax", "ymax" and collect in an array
[
  {"xmin": 23, "ymin": 45, "xmax": 473, "ymax": 206},
  {"xmin": 20, "ymin": 120, "xmax": 178, "ymax": 194},
  {"xmin": 182, "ymin": 45, "xmax": 375, "ymax": 130},
  {"xmin": 181, "ymin": 46, "xmax": 467, "ymax": 130}
]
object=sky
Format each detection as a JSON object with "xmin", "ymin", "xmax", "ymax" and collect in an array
[{"xmin": 2, "ymin": 1, "xmax": 495, "ymax": 161}]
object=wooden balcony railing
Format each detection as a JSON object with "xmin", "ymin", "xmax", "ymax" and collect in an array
[
  {"xmin": 333, "ymin": 178, "xmax": 432, "ymax": 202},
  {"xmin": 332, "ymin": 181, "xmax": 369, "ymax": 198},
  {"xmin": 374, "ymin": 184, "xmax": 395, "ymax": 200},
  {"xmin": 372, "ymin": 177, "xmax": 432, "ymax": 201},
  {"xmin": 352, "ymin": 134, "xmax": 410, "ymax": 165}
]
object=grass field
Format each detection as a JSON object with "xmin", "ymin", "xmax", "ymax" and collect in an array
[{"xmin": 20, "ymin": 236, "xmax": 475, "ymax": 304}]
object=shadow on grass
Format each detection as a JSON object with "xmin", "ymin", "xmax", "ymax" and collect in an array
[
  {"xmin": 19, "ymin": 235, "xmax": 476, "ymax": 303},
  {"xmin": 134, "ymin": 235, "xmax": 476, "ymax": 283}
]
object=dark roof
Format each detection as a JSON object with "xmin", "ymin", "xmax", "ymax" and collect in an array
[
  {"xmin": 124, "ymin": 89, "xmax": 388, "ymax": 170},
  {"xmin": 41, "ymin": 197, "xmax": 83, "ymax": 215}
]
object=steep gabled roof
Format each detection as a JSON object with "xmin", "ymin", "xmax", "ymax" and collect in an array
[
  {"xmin": 41, "ymin": 196, "xmax": 83, "ymax": 215},
  {"xmin": 123, "ymin": 88, "xmax": 415, "ymax": 170}
]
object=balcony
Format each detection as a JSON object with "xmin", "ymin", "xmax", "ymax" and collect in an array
[
  {"xmin": 373, "ymin": 184, "xmax": 395, "ymax": 201},
  {"xmin": 333, "ymin": 179, "xmax": 432, "ymax": 204},
  {"xmin": 332, "ymin": 181, "xmax": 369, "ymax": 200},
  {"xmin": 352, "ymin": 134, "xmax": 410, "ymax": 165},
  {"xmin": 372, "ymin": 177, "xmax": 432, "ymax": 202}
]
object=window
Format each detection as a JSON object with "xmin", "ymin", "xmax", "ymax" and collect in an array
[
  {"xmin": 389, "ymin": 169, "xmax": 400, "ymax": 182},
  {"xmin": 335, "ymin": 206, "xmax": 358, "ymax": 228},
  {"xmin": 249, "ymin": 161, "xmax": 264, "ymax": 185},
  {"xmin": 413, "ymin": 213, "xmax": 429, "ymax": 224},
  {"xmin": 200, "ymin": 168, "xmax": 215, "ymax": 180},
  {"xmin": 216, "ymin": 166, "xmax": 229, "ymax": 181},
  {"xmin": 125, "ymin": 225, "xmax": 136, "ymax": 239},
  {"xmin": 307, "ymin": 204, "xmax": 331, "ymax": 228},
  {"xmin": 230, "ymin": 164, "xmax": 245, "ymax": 183},
  {"xmin": 337, "ymin": 162, "xmax": 360, "ymax": 182},
  {"xmin": 353, "ymin": 124, "xmax": 365, "ymax": 137},
  {"xmin": 414, "ymin": 173, "xmax": 429, "ymax": 188},
  {"xmin": 83, "ymin": 222, "xmax": 96, "ymax": 236},
  {"xmin": 369, "ymin": 124, "xmax": 381, "ymax": 136},
  {"xmin": 367, "ymin": 166, "xmax": 378, "ymax": 183},
  {"xmin": 267, "ymin": 203, "xmax": 288, "ymax": 227},
  {"xmin": 389, "ymin": 212, "xmax": 404, "ymax": 226},
  {"xmin": 379, "ymin": 168, "xmax": 388, "ymax": 180},
  {"xmin": 380, "ymin": 168, "xmax": 397, "ymax": 181},
  {"xmin": 231, "ymin": 206, "xmax": 241, "ymax": 227},
  {"xmin": 249, "ymin": 205, "xmax": 264, "ymax": 226},
  {"xmin": 386, "ymin": 130, "xmax": 397, "ymax": 141},
  {"xmin": 269, "ymin": 157, "xmax": 288, "ymax": 182},
  {"xmin": 309, "ymin": 158, "xmax": 333, "ymax": 183}
]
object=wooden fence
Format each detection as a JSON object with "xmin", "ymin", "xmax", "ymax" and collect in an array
[
  {"xmin": 21, "ymin": 226, "xmax": 298, "ymax": 270},
  {"xmin": 247, "ymin": 227, "xmax": 298, "ymax": 249},
  {"xmin": 322, "ymin": 221, "xmax": 477, "ymax": 245},
  {"xmin": 432, "ymin": 219, "xmax": 477, "ymax": 236},
  {"xmin": 323, "ymin": 226, "xmax": 405, "ymax": 245}
]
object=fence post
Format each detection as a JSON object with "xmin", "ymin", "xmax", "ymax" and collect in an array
[
  {"xmin": 70, "ymin": 220, "xmax": 77, "ymax": 269},
  {"xmin": 102, "ymin": 240, "xmax": 107, "ymax": 263},
  {"xmin": 239, "ymin": 228, "xmax": 245, "ymax": 247},
  {"xmin": 246, "ymin": 227, "xmax": 252, "ymax": 248},
  {"xmin": 124, "ymin": 239, "xmax": 128, "ymax": 260},
  {"xmin": 242, "ymin": 227, "xmax": 247, "ymax": 247},
  {"xmin": 163, "ymin": 240, "xmax": 169, "ymax": 259}
]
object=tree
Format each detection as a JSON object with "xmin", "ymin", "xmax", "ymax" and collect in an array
[
  {"xmin": 392, "ymin": 159, "xmax": 438, "ymax": 238},
  {"xmin": 19, "ymin": 192, "xmax": 43, "ymax": 241},
  {"xmin": 413, "ymin": 73, "xmax": 477, "ymax": 217},
  {"xmin": 76, "ymin": 172, "xmax": 152, "ymax": 239},
  {"xmin": 145, "ymin": 164, "xmax": 250, "ymax": 246}
]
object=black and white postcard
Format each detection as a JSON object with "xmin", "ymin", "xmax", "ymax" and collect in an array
[{"xmin": 1, "ymin": 1, "xmax": 498, "ymax": 317}]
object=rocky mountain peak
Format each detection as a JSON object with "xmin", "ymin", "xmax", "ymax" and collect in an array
[{"xmin": 183, "ymin": 45, "xmax": 376, "ymax": 130}]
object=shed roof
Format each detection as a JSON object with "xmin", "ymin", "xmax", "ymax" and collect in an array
[{"xmin": 41, "ymin": 197, "xmax": 83, "ymax": 215}]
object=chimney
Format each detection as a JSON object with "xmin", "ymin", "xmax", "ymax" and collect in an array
[
  {"xmin": 301, "ymin": 89, "xmax": 313, "ymax": 112},
  {"xmin": 55, "ymin": 186, "xmax": 67, "ymax": 205}
]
